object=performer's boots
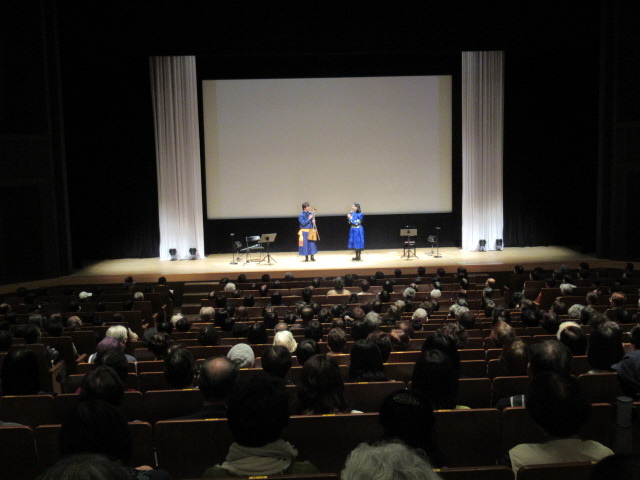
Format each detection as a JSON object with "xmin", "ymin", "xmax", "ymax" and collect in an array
[
  {"xmin": 311, "ymin": 255, "xmax": 315, "ymax": 261},
  {"xmin": 356, "ymin": 250, "xmax": 362, "ymax": 261},
  {"xmin": 305, "ymin": 256, "xmax": 309, "ymax": 262},
  {"xmin": 352, "ymin": 250, "xmax": 358, "ymax": 261}
]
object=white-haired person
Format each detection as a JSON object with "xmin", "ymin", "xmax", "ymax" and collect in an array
[
  {"xmin": 88, "ymin": 325, "xmax": 137, "ymax": 363},
  {"xmin": 274, "ymin": 330, "xmax": 298, "ymax": 354},
  {"xmin": 342, "ymin": 441, "xmax": 442, "ymax": 480}
]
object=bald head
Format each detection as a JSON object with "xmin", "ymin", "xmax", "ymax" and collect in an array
[{"xmin": 198, "ymin": 356, "xmax": 239, "ymax": 402}]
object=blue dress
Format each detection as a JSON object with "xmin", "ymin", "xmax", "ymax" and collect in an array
[
  {"xmin": 348, "ymin": 212, "xmax": 365, "ymax": 249},
  {"xmin": 298, "ymin": 211, "xmax": 318, "ymax": 255}
]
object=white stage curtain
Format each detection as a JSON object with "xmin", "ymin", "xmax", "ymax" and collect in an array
[
  {"xmin": 461, "ymin": 51, "xmax": 504, "ymax": 251},
  {"xmin": 150, "ymin": 56, "xmax": 205, "ymax": 260}
]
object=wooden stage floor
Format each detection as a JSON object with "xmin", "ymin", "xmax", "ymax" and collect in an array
[{"xmin": 1, "ymin": 246, "xmax": 629, "ymax": 293}]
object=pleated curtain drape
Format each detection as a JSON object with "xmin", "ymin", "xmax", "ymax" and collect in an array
[
  {"xmin": 461, "ymin": 51, "xmax": 504, "ymax": 251},
  {"xmin": 150, "ymin": 56, "xmax": 205, "ymax": 260}
]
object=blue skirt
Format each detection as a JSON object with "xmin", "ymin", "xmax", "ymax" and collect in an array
[
  {"xmin": 299, "ymin": 231, "xmax": 318, "ymax": 255},
  {"xmin": 348, "ymin": 227, "xmax": 365, "ymax": 249}
]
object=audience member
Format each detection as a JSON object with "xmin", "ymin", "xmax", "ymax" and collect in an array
[
  {"xmin": 261, "ymin": 346, "xmax": 293, "ymax": 382},
  {"xmin": 348, "ymin": 339, "xmax": 387, "ymax": 382},
  {"xmin": 227, "ymin": 343, "xmax": 255, "ymax": 369},
  {"xmin": 174, "ymin": 357, "xmax": 238, "ymax": 419},
  {"xmin": 293, "ymin": 354, "xmax": 354, "ymax": 415},
  {"xmin": 203, "ymin": 374, "xmax": 318, "ymax": 477},
  {"xmin": 273, "ymin": 330, "xmax": 297, "ymax": 354},
  {"xmin": 587, "ymin": 321, "xmax": 624, "ymax": 373},
  {"xmin": 508, "ymin": 372, "xmax": 613, "ymax": 474},
  {"xmin": 342, "ymin": 441, "xmax": 442, "ymax": 480},
  {"xmin": 412, "ymin": 349, "xmax": 466, "ymax": 410},
  {"xmin": 164, "ymin": 347, "xmax": 196, "ymax": 389}
]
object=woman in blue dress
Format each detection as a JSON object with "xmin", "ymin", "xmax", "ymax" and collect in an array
[
  {"xmin": 298, "ymin": 201, "xmax": 317, "ymax": 262},
  {"xmin": 347, "ymin": 203, "xmax": 364, "ymax": 261}
]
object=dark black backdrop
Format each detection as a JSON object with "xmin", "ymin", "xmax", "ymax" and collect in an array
[{"xmin": 48, "ymin": 2, "xmax": 605, "ymax": 267}]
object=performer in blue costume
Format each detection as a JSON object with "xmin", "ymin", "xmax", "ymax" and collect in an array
[
  {"xmin": 347, "ymin": 203, "xmax": 364, "ymax": 261},
  {"xmin": 298, "ymin": 202, "xmax": 317, "ymax": 262}
]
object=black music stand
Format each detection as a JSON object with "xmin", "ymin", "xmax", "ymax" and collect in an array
[
  {"xmin": 432, "ymin": 227, "xmax": 442, "ymax": 258},
  {"xmin": 400, "ymin": 227, "xmax": 418, "ymax": 260},
  {"xmin": 258, "ymin": 233, "xmax": 277, "ymax": 265}
]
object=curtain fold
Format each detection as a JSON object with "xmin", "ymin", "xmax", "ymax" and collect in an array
[
  {"xmin": 461, "ymin": 51, "xmax": 504, "ymax": 251},
  {"xmin": 150, "ymin": 56, "xmax": 205, "ymax": 260}
]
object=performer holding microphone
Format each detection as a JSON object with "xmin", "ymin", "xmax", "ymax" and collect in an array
[
  {"xmin": 298, "ymin": 202, "xmax": 317, "ymax": 262},
  {"xmin": 347, "ymin": 203, "xmax": 364, "ymax": 261}
]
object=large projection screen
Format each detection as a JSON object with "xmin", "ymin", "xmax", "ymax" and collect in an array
[{"xmin": 203, "ymin": 76, "xmax": 452, "ymax": 219}]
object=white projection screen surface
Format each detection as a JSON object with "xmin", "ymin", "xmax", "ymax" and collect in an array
[{"xmin": 202, "ymin": 76, "xmax": 452, "ymax": 219}]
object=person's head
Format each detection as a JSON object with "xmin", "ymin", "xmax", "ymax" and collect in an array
[
  {"xmin": 539, "ymin": 310, "xmax": 561, "ymax": 334},
  {"xmin": 526, "ymin": 372, "xmax": 591, "ymax": 438},
  {"xmin": 247, "ymin": 321, "xmax": 268, "ymax": 344},
  {"xmin": 304, "ymin": 319, "xmax": 323, "ymax": 342},
  {"xmin": 587, "ymin": 321, "xmax": 624, "ymax": 371},
  {"xmin": 367, "ymin": 331, "xmax": 392, "ymax": 363},
  {"xmin": 0, "ymin": 348, "xmax": 40, "ymax": 395},
  {"xmin": 327, "ymin": 327, "xmax": 348, "ymax": 354},
  {"xmin": 500, "ymin": 338, "xmax": 529, "ymax": 376},
  {"xmin": 349, "ymin": 339, "xmax": 385, "ymax": 381},
  {"xmin": 147, "ymin": 332, "xmax": 170, "ymax": 360},
  {"xmin": 295, "ymin": 354, "xmax": 349, "ymax": 415},
  {"xmin": 94, "ymin": 350, "xmax": 129, "ymax": 386},
  {"xmin": 21, "ymin": 323, "xmax": 41, "ymax": 344},
  {"xmin": 489, "ymin": 321, "xmax": 517, "ymax": 348},
  {"xmin": 341, "ymin": 441, "xmax": 441, "ymax": 480},
  {"xmin": 60, "ymin": 399, "xmax": 132, "ymax": 464},
  {"xmin": 80, "ymin": 365, "xmax": 125, "ymax": 406},
  {"xmin": 273, "ymin": 330, "xmax": 297, "ymax": 353},
  {"xmin": 227, "ymin": 343, "xmax": 256, "ymax": 369},
  {"xmin": 105, "ymin": 325, "xmax": 128, "ymax": 345},
  {"xmin": 261, "ymin": 346, "xmax": 292, "ymax": 379},
  {"xmin": 39, "ymin": 453, "xmax": 131, "ymax": 480},
  {"xmin": 163, "ymin": 347, "xmax": 195, "ymax": 388},
  {"xmin": 0, "ymin": 329, "xmax": 12, "ymax": 352},
  {"xmin": 67, "ymin": 315, "xmax": 83, "ymax": 330},
  {"xmin": 611, "ymin": 292, "xmax": 627, "ymax": 307},
  {"xmin": 412, "ymin": 349, "xmax": 459, "ymax": 410},
  {"xmin": 46, "ymin": 317, "xmax": 64, "ymax": 337},
  {"xmin": 421, "ymin": 332, "xmax": 460, "ymax": 371},
  {"xmin": 379, "ymin": 389, "xmax": 437, "ymax": 454},
  {"xmin": 198, "ymin": 356, "xmax": 239, "ymax": 402},
  {"xmin": 227, "ymin": 374, "xmax": 290, "ymax": 447},
  {"xmin": 557, "ymin": 321, "xmax": 587, "ymax": 356},
  {"xmin": 197, "ymin": 325, "xmax": 220, "ymax": 346},
  {"xmin": 389, "ymin": 329, "xmax": 410, "ymax": 351},
  {"xmin": 296, "ymin": 338, "xmax": 320, "ymax": 366},
  {"xmin": 333, "ymin": 277, "xmax": 345, "ymax": 291},
  {"xmin": 528, "ymin": 339, "xmax": 573, "ymax": 377}
]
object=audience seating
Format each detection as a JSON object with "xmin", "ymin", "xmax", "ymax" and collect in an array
[
  {"xmin": 458, "ymin": 377, "xmax": 492, "ymax": 408},
  {"xmin": 437, "ymin": 466, "xmax": 514, "ymax": 480},
  {"xmin": 491, "ymin": 376, "xmax": 530, "ymax": 407},
  {"xmin": 343, "ymin": 380, "xmax": 405, "ymax": 412},
  {"xmin": 434, "ymin": 409, "xmax": 501, "ymax": 467},
  {"xmin": 154, "ymin": 413, "xmax": 384, "ymax": 478},
  {"xmin": 499, "ymin": 404, "xmax": 614, "ymax": 455},
  {"xmin": 142, "ymin": 389, "xmax": 203, "ymax": 423},
  {"xmin": 34, "ymin": 421, "xmax": 155, "ymax": 472},
  {"xmin": 577, "ymin": 372, "xmax": 625, "ymax": 404},
  {"xmin": 0, "ymin": 394, "xmax": 54, "ymax": 429},
  {"xmin": 515, "ymin": 461, "xmax": 596, "ymax": 480},
  {"xmin": 0, "ymin": 425, "xmax": 39, "ymax": 480}
]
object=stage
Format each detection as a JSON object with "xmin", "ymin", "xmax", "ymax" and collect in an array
[{"xmin": 1, "ymin": 246, "xmax": 629, "ymax": 294}]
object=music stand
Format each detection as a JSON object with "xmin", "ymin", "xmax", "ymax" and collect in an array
[
  {"xmin": 258, "ymin": 233, "xmax": 277, "ymax": 265},
  {"xmin": 400, "ymin": 227, "xmax": 418, "ymax": 260},
  {"xmin": 432, "ymin": 227, "xmax": 442, "ymax": 258}
]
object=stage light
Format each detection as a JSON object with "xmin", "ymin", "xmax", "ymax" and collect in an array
[
  {"xmin": 479, "ymin": 239, "xmax": 487, "ymax": 252},
  {"xmin": 496, "ymin": 239, "xmax": 503, "ymax": 251},
  {"xmin": 169, "ymin": 248, "xmax": 178, "ymax": 261},
  {"xmin": 188, "ymin": 248, "xmax": 198, "ymax": 260}
]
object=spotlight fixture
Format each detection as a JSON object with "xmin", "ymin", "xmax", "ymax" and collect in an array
[
  {"xmin": 479, "ymin": 239, "xmax": 487, "ymax": 252},
  {"xmin": 188, "ymin": 248, "xmax": 197, "ymax": 260},
  {"xmin": 169, "ymin": 248, "xmax": 178, "ymax": 261},
  {"xmin": 496, "ymin": 239, "xmax": 504, "ymax": 251}
]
